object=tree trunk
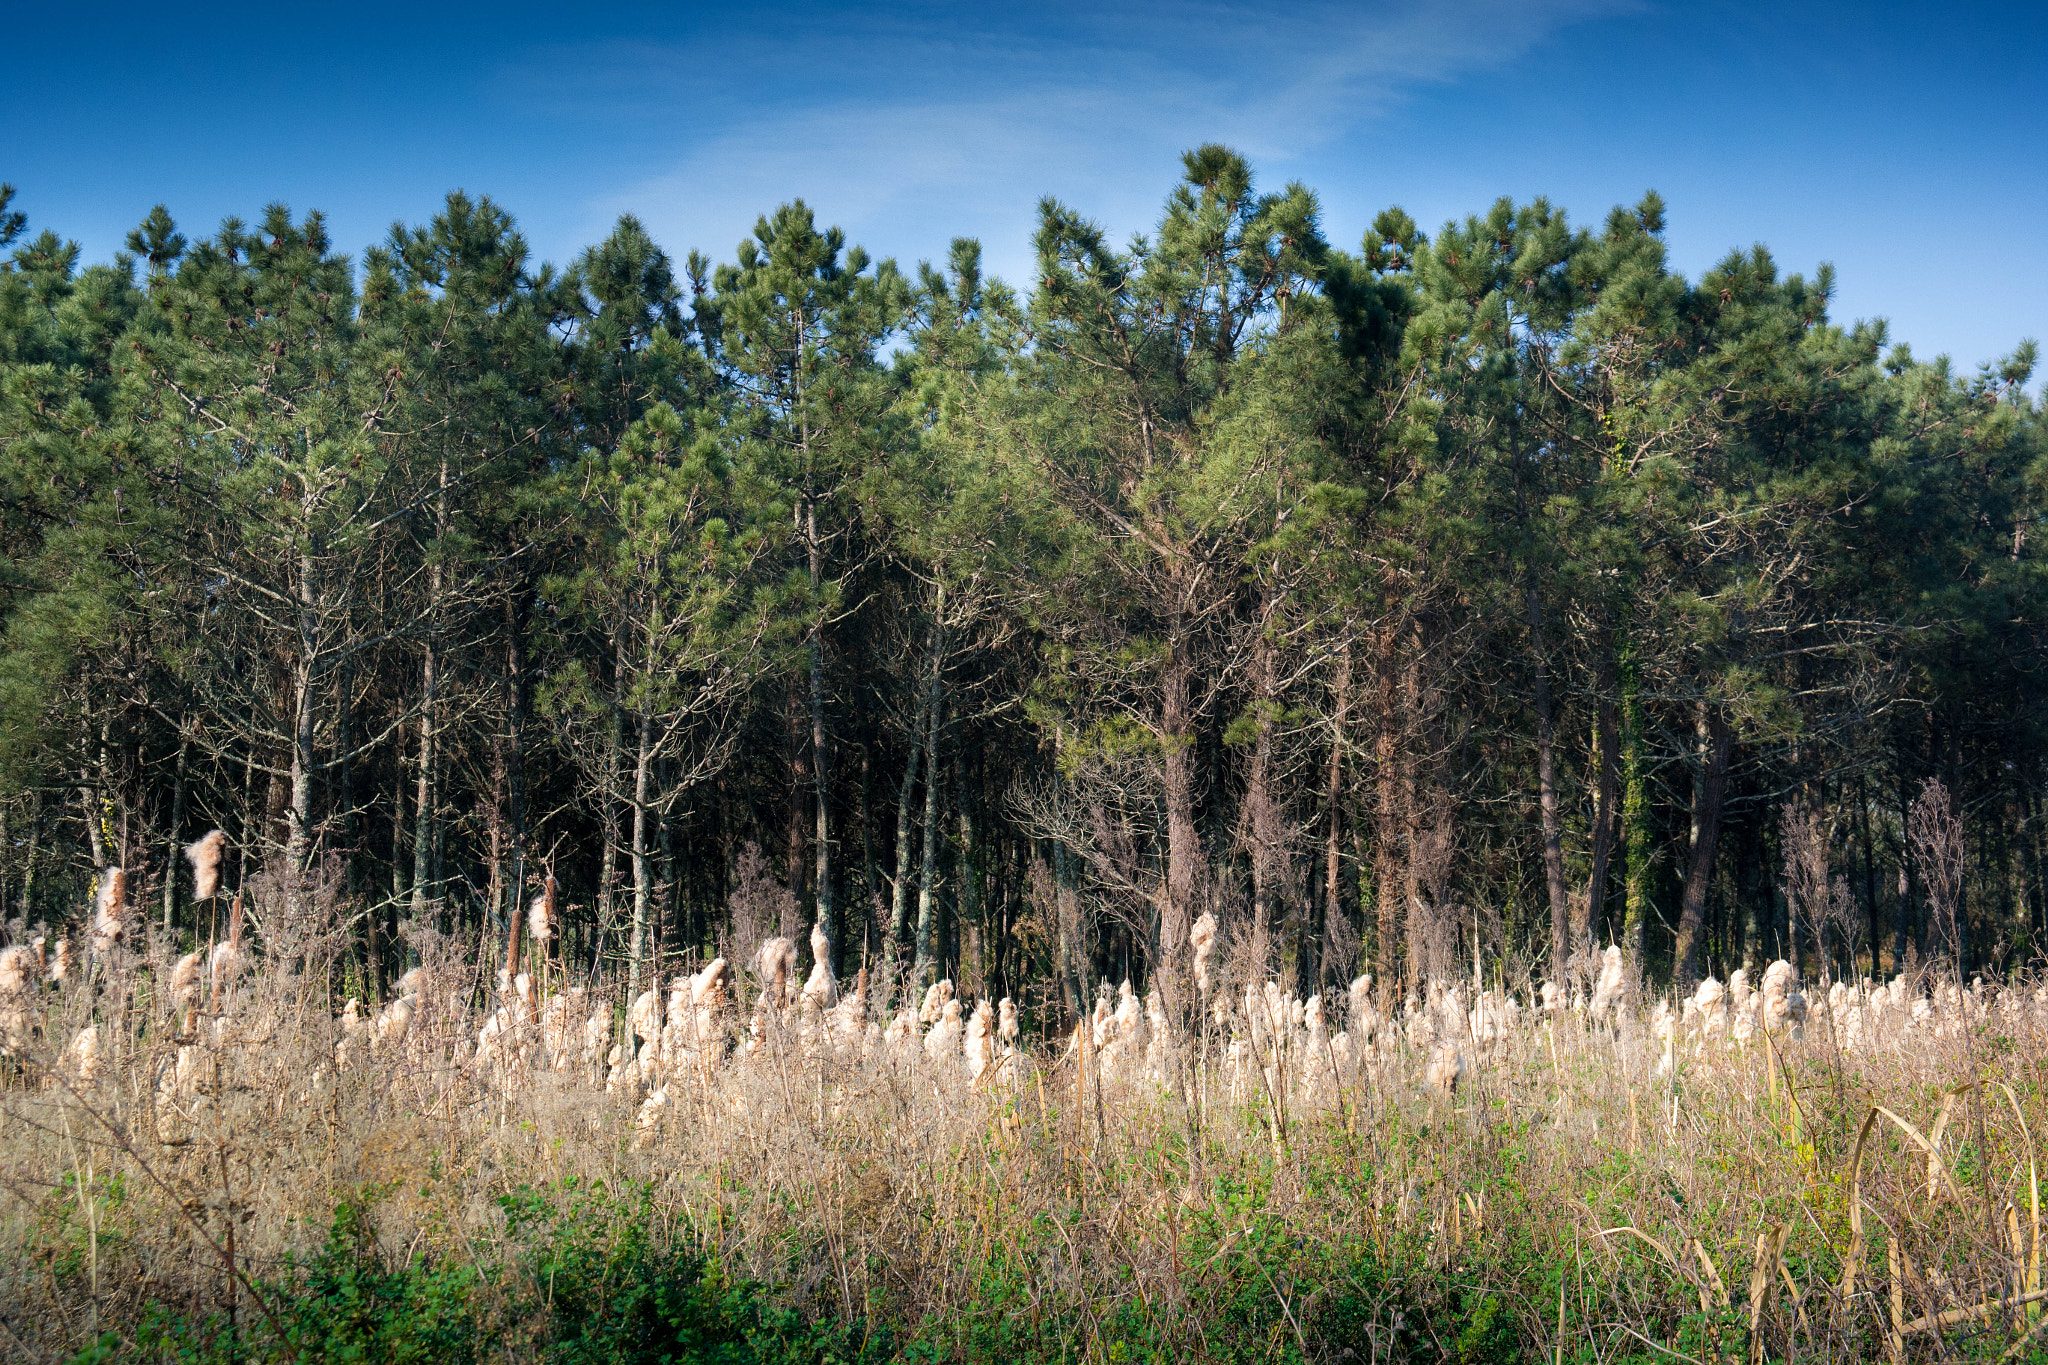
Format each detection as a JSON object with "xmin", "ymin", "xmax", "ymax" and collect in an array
[
  {"xmin": 1324, "ymin": 640, "xmax": 1352, "ymax": 985},
  {"xmin": 628, "ymin": 708, "xmax": 653, "ymax": 995},
  {"xmin": 1673, "ymin": 705, "xmax": 1733, "ymax": 987},
  {"xmin": 954, "ymin": 743, "xmax": 981, "ymax": 991},
  {"xmin": 1528, "ymin": 587, "xmax": 1570, "ymax": 985},
  {"xmin": 888, "ymin": 717, "xmax": 923, "ymax": 957},
  {"xmin": 1619, "ymin": 644, "xmax": 1650, "ymax": 967},
  {"xmin": 1159, "ymin": 605, "xmax": 1203, "ymax": 991},
  {"xmin": 1246, "ymin": 597, "xmax": 1281, "ymax": 972},
  {"xmin": 1585, "ymin": 687, "xmax": 1619, "ymax": 953},
  {"xmin": 408, "ymin": 666, "xmax": 436, "ymax": 918},
  {"xmin": 1371, "ymin": 624, "xmax": 1402, "ymax": 984},
  {"xmin": 163, "ymin": 720, "xmax": 190, "ymax": 932},
  {"xmin": 504, "ymin": 590, "xmax": 529, "ymax": 945},
  {"xmin": 914, "ymin": 674, "xmax": 945, "ymax": 984}
]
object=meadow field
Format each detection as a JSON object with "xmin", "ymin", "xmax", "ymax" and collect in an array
[{"xmin": 3, "ymin": 882, "xmax": 2046, "ymax": 1364}]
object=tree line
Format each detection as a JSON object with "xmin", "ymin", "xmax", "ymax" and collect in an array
[{"xmin": 0, "ymin": 146, "xmax": 2041, "ymax": 1015}]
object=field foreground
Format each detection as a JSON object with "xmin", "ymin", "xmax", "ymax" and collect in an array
[{"xmin": 5, "ymin": 925, "xmax": 2048, "ymax": 1363}]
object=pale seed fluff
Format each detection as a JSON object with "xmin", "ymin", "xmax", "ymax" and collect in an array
[
  {"xmin": 0, "ymin": 944, "xmax": 30, "ymax": 998},
  {"xmin": 90, "ymin": 868, "xmax": 128, "ymax": 954},
  {"xmin": 209, "ymin": 939, "xmax": 242, "ymax": 991},
  {"xmin": 170, "ymin": 950, "xmax": 204, "ymax": 1008},
  {"xmin": 757, "ymin": 936, "xmax": 797, "ymax": 1010},
  {"xmin": 1190, "ymin": 910, "xmax": 1219, "ymax": 996},
  {"xmin": 66, "ymin": 1024, "xmax": 101, "ymax": 1083},
  {"xmin": 800, "ymin": 922, "xmax": 837, "ymax": 1010},
  {"xmin": 184, "ymin": 830, "xmax": 227, "ymax": 901},
  {"xmin": 527, "ymin": 894, "xmax": 554, "ymax": 944}
]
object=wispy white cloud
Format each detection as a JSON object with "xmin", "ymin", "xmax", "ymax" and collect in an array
[{"xmin": 523, "ymin": 0, "xmax": 1635, "ymax": 282}]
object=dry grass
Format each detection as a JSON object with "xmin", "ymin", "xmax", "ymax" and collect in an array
[{"xmin": 1, "ymin": 902, "xmax": 2046, "ymax": 1362}]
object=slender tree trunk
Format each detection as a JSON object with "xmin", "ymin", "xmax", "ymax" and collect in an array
[
  {"xmin": 859, "ymin": 748, "xmax": 876, "ymax": 962},
  {"xmin": 1585, "ymin": 685, "xmax": 1619, "ymax": 952},
  {"xmin": 1619, "ymin": 643, "xmax": 1650, "ymax": 966},
  {"xmin": 786, "ymin": 678, "xmax": 810, "ymax": 912},
  {"xmin": 1371, "ymin": 624, "xmax": 1402, "ymax": 984},
  {"xmin": 1246, "ymin": 593, "xmax": 1281, "ymax": 972},
  {"xmin": 410, "ymin": 460, "xmax": 450, "ymax": 918},
  {"xmin": 628, "ymin": 709, "xmax": 653, "ymax": 996},
  {"xmin": 1324, "ymin": 640, "xmax": 1352, "ymax": 984},
  {"xmin": 1159, "ymin": 599, "xmax": 1203, "ymax": 989},
  {"xmin": 505, "ymin": 590, "xmax": 529, "ymax": 944},
  {"xmin": 1673, "ymin": 705, "xmax": 1733, "ymax": 987},
  {"xmin": 287, "ymin": 641, "xmax": 316, "ymax": 886},
  {"xmin": 888, "ymin": 721, "xmax": 923, "ymax": 956},
  {"xmin": 891, "ymin": 598, "xmax": 943, "ymax": 956},
  {"xmin": 409, "ymin": 669, "xmax": 437, "ymax": 917},
  {"xmin": 163, "ymin": 720, "xmax": 190, "ymax": 932},
  {"xmin": 18, "ymin": 793, "xmax": 37, "ymax": 920},
  {"xmin": 1054, "ymin": 839, "xmax": 1084, "ymax": 1025},
  {"xmin": 954, "ymin": 743, "xmax": 981, "ymax": 992},
  {"xmin": 1528, "ymin": 587, "xmax": 1570, "ymax": 985},
  {"xmin": 914, "ymin": 675, "xmax": 945, "ymax": 984}
]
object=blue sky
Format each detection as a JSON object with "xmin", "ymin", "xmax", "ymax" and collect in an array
[{"xmin": 8, "ymin": 1, "xmax": 2042, "ymax": 375}]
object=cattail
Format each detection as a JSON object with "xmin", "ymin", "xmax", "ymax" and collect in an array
[
  {"xmin": 924, "ymin": 998, "xmax": 964, "ymax": 1064},
  {"xmin": 208, "ymin": 939, "xmax": 241, "ymax": 989},
  {"xmin": 884, "ymin": 1007, "xmax": 917, "ymax": 1050},
  {"xmin": 629, "ymin": 987, "xmax": 663, "ymax": 1045},
  {"xmin": 801, "ymin": 922, "xmax": 837, "ymax": 1010},
  {"xmin": 964, "ymin": 1000, "xmax": 995, "ymax": 1080},
  {"xmin": 632, "ymin": 1087, "xmax": 668, "ymax": 1150},
  {"xmin": 1588, "ymin": 944, "xmax": 1627, "ymax": 1019},
  {"xmin": 65, "ymin": 1024, "xmax": 101, "ymax": 1084},
  {"xmin": 1423, "ymin": 1043, "xmax": 1466, "ymax": 1095},
  {"xmin": 581, "ymin": 1007, "xmax": 611, "ymax": 1068},
  {"xmin": 90, "ymin": 868, "xmax": 128, "ymax": 954},
  {"xmin": 185, "ymin": 830, "xmax": 227, "ymax": 901},
  {"xmin": 1759, "ymin": 959, "xmax": 1807, "ymax": 1037},
  {"xmin": 1190, "ymin": 911, "xmax": 1218, "ymax": 997},
  {"xmin": 503, "ymin": 901, "xmax": 523, "ymax": 982},
  {"xmin": 48, "ymin": 937, "xmax": 72, "ymax": 984},
  {"xmin": 757, "ymin": 936, "xmax": 796, "ymax": 1011},
  {"xmin": 527, "ymin": 894, "xmax": 553, "ymax": 946},
  {"xmin": 373, "ymin": 993, "xmax": 415, "ymax": 1051},
  {"xmin": 170, "ymin": 950, "xmax": 204, "ymax": 1009},
  {"xmin": 0, "ymin": 944, "xmax": 30, "ymax": 999},
  {"xmin": 997, "ymin": 996, "xmax": 1019, "ymax": 1049},
  {"xmin": 693, "ymin": 957, "xmax": 732, "ymax": 1010}
]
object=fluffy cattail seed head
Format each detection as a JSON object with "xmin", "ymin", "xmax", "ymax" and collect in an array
[
  {"xmin": 0, "ymin": 945, "xmax": 31, "ymax": 999},
  {"xmin": 185, "ymin": 831, "xmax": 227, "ymax": 901},
  {"xmin": 528, "ymin": 894, "xmax": 554, "ymax": 944},
  {"xmin": 1190, "ymin": 911, "xmax": 1218, "ymax": 996},
  {"xmin": 48, "ymin": 938, "xmax": 72, "ymax": 984},
  {"xmin": 90, "ymin": 868, "xmax": 128, "ymax": 954},
  {"xmin": 170, "ymin": 950, "xmax": 204, "ymax": 1008}
]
